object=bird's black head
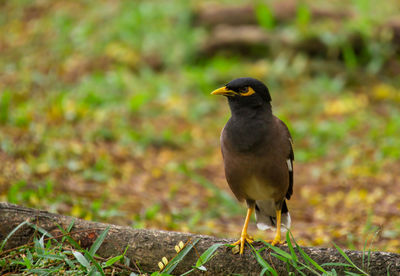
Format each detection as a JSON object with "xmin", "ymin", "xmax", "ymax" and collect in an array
[{"xmin": 211, "ymin": 77, "xmax": 271, "ymax": 103}]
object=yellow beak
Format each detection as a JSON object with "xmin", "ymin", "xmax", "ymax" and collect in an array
[{"xmin": 211, "ymin": 86, "xmax": 238, "ymax": 96}]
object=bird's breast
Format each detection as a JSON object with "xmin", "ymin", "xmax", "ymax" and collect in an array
[
  {"xmin": 221, "ymin": 146, "xmax": 287, "ymax": 201},
  {"xmin": 223, "ymin": 117, "xmax": 271, "ymax": 153},
  {"xmin": 220, "ymin": 115, "xmax": 288, "ymax": 202},
  {"xmin": 244, "ymin": 176, "xmax": 276, "ymax": 200}
]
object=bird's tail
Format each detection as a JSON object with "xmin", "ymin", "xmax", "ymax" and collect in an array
[{"xmin": 255, "ymin": 200, "xmax": 291, "ymax": 231}]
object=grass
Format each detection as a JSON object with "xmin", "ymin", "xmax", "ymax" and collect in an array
[
  {"xmin": 0, "ymin": 221, "xmax": 133, "ymax": 275},
  {"xmin": 251, "ymin": 232, "xmax": 373, "ymax": 276},
  {"xmin": 1, "ymin": 222, "xmax": 389, "ymax": 275},
  {"xmin": 0, "ymin": 221, "xmax": 222, "ymax": 275}
]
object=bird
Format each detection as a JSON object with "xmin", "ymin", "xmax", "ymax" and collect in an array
[{"xmin": 211, "ymin": 77, "xmax": 294, "ymax": 254}]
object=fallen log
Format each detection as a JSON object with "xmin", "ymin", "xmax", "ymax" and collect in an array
[
  {"xmin": 1, "ymin": 202, "xmax": 399, "ymax": 275},
  {"xmin": 200, "ymin": 24, "xmax": 367, "ymax": 60},
  {"xmin": 195, "ymin": 3, "xmax": 400, "ymax": 61},
  {"xmin": 194, "ymin": 2, "xmax": 354, "ymax": 27}
]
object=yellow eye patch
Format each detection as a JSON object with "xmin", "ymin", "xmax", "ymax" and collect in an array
[
  {"xmin": 240, "ymin": 87, "xmax": 255, "ymax": 96},
  {"xmin": 211, "ymin": 86, "xmax": 256, "ymax": 97}
]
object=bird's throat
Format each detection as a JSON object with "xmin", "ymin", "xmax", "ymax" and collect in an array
[
  {"xmin": 224, "ymin": 114, "xmax": 272, "ymax": 153},
  {"xmin": 228, "ymin": 99, "xmax": 272, "ymax": 119}
]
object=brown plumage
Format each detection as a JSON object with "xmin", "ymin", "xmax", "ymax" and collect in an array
[{"xmin": 211, "ymin": 77, "xmax": 294, "ymax": 254}]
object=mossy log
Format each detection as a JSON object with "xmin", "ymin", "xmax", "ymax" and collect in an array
[
  {"xmin": 195, "ymin": 3, "xmax": 400, "ymax": 60},
  {"xmin": 194, "ymin": 2, "xmax": 354, "ymax": 27},
  {"xmin": 1, "ymin": 202, "xmax": 399, "ymax": 275}
]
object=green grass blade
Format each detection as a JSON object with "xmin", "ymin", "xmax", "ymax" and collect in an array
[
  {"xmin": 367, "ymin": 248, "xmax": 372, "ymax": 273},
  {"xmin": 329, "ymin": 268, "xmax": 338, "ymax": 276},
  {"xmin": 39, "ymin": 233, "xmax": 45, "ymax": 248},
  {"xmin": 55, "ymin": 223, "xmax": 82, "ymax": 250},
  {"xmin": 286, "ymin": 231, "xmax": 298, "ymax": 265},
  {"xmin": 321, "ymin": 262, "xmax": 353, "ymax": 267},
  {"xmin": 88, "ymin": 266, "xmax": 101, "ymax": 276},
  {"xmin": 255, "ymin": 3, "xmax": 275, "ymax": 30},
  {"xmin": 333, "ymin": 242, "xmax": 355, "ymax": 266},
  {"xmin": 344, "ymin": 272, "xmax": 363, "ymax": 276},
  {"xmin": 30, "ymin": 268, "xmax": 63, "ymax": 274},
  {"xmin": 0, "ymin": 220, "xmax": 29, "ymax": 252},
  {"xmin": 23, "ymin": 255, "xmax": 32, "ymax": 269},
  {"xmin": 260, "ymin": 267, "xmax": 269, "ymax": 276},
  {"xmin": 26, "ymin": 222, "xmax": 55, "ymax": 239},
  {"xmin": 33, "ymin": 236, "xmax": 44, "ymax": 255},
  {"xmin": 89, "ymin": 227, "xmax": 110, "ymax": 257},
  {"xmin": 195, "ymin": 243, "xmax": 224, "ymax": 267},
  {"xmin": 84, "ymin": 249, "xmax": 105, "ymax": 276},
  {"xmin": 163, "ymin": 238, "xmax": 200, "ymax": 274},
  {"xmin": 36, "ymin": 253, "xmax": 66, "ymax": 261},
  {"xmin": 332, "ymin": 242, "xmax": 368, "ymax": 276},
  {"xmin": 249, "ymin": 244, "xmax": 278, "ymax": 276},
  {"xmin": 66, "ymin": 235, "xmax": 83, "ymax": 250},
  {"xmin": 296, "ymin": 245, "xmax": 327, "ymax": 274},
  {"xmin": 342, "ymin": 44, "xmax": 358, "ymax": 70},
  {"xmin": 124, "ymin": 256, "xmax": 131, "ymax": 267},
  {"xmin": 262, "ymin": 241, "xmax": 293, "ymax": 261},
  {"xmin": 67, "ymin": 219, "xmax": 75, "ymax": 233},
  {"xmin": 179, "ymin": 268, "xmax": 195, "ymax": 276},
  {"xmin": 104, "ymin": 255, "xmax": 124, "ymax": 267},
  {"xmin": 296, "ymin": 269, "xmax": 308, "ymax": 276},
  {"xmin": 296, "ymin": 3, "xmax": 311, "ymax": 28},
  {"xmin": 271, "ymin": 252, "xmax": 291, "ymax": 263},
  {"xmin": 103, "ymin": 245, "xmax": 131, "ymax": 268},
  {"xmin": 64, "ymin": 254, "xmax": 76, "ymax": 268},
  {"xmin": 73, "ymin": 250, "xmax": 91, "ymax": 271},
  {"xmin": 362, "ymin": 239, "xmax": 366, "ymax": 270},
  {"xmin": 386, "ymin": 263, "xmax": 391, "ymax": 276},
  {"xmin": 287, "ymin": 231, "xmax": 326, "ymax": 274}
]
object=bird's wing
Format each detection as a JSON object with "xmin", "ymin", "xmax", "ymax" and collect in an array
[
  {"xmin": 286, "ymin": 136, "xmax": 294, "ymax": 200},
  {"xmin": 277, "ymin": 119, "xmax": 294, "ymax": 200}
]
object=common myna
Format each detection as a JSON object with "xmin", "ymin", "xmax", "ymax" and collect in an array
[{"xmin": 211, "ymin": 77, "xmax": 294, "ymax": 254}]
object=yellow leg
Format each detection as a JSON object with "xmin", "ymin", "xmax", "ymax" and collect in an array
[
  {"xmin": 266, "ymin": 209, "xmax": 283, "ymax": 246},
  {"xmin": 231, "ymin": 207, "xmax": 254, "ymax": 254}
]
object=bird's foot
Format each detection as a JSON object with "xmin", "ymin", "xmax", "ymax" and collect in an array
[
  {"xmin": 265, "ymin": 237, "xmax": 284, "ymax": 246},
  {"xmin": 231, "ymin": 234, "xmax": 254, "ymax": 254}
]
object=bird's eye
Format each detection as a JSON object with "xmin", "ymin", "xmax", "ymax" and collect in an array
[{"xmin": 239, "ymin": 87, "xmax": 249, "ymax": 93}]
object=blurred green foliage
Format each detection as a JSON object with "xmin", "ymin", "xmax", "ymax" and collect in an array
[{"xmin": 0, "ymin": 0, "xmax": 400, "ymax": 253}]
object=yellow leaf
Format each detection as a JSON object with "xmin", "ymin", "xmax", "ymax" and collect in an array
[
  {"xmin": 372, "ymin": 84, "xmax": 396, "ymax": 101},
  {"xmin": 324, "ymin": 94, "xmax": 368, "ymax": 116},
  {"xmin": 162, "ymin": 257, "xmax": 168, "ymax": 265},
  {"xmin": 36, "ymin": 163, "xmax": 50, "ymax": 174},
  {"xmin": 158, "ymin": 262, "xmax": 164, "ymax": 270},
  {"xmin": 231, "ymin": 245, "xmax": 240, "ymax": 254},
  {"xmin": 71, "ymin": 205, "xmax": 82, "ymax": 217},
  {"xmin": 105, "ymin": 42, "xmax": 139, "ymax": 67}
]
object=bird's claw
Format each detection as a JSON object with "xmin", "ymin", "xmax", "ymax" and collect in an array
[
  {"xmin": 265, "ymin": 238, "xmax": 284, "ymax": 246},
  {"xmin": 231, "ymin": 234, "xmax": 254, "ymax": 254}
]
